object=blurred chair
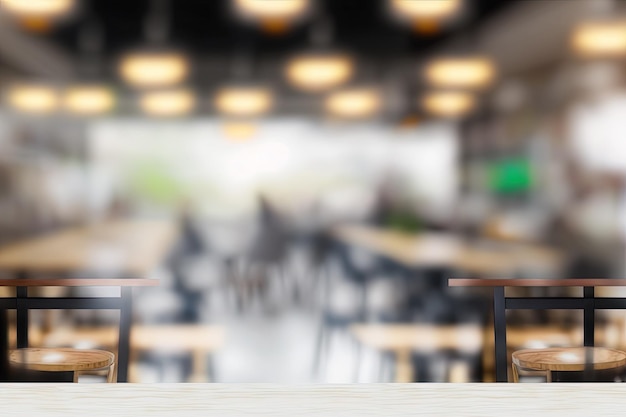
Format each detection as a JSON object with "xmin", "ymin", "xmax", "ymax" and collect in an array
[
  {"xmin": 408, "ymin": 293, "xmax": 489, "ymax": 382},
  {"xmin": 312, "ymin": 243, "xmax": 410, "ymax": 381},
  {"xmin": 237, "ymin": 212, "xmax": 291, "ymax": 313}
]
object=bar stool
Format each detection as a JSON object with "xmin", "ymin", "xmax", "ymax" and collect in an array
[
  {"xmin": 10, "ymin": 348, "xmax": 116, "ymax": 383},
  {"xmin": 512, "ymin": 347, "xmax": 626, "ymax": 382}
]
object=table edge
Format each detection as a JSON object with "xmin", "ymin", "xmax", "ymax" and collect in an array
[
  {"xmin": 448, "ymin": 278, "xmax": 626, "ymax": 287},
  {"xmin": 0, "ymin": 278, "xmax": 159, "ymax": 287}
]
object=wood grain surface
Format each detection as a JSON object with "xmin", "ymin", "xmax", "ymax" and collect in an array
[
  {"xmin": 9, "ymin": 348, "xmax": 115, "ymax": 372},
  {"xmin": 512, "ymin": 347, "xmax": 626, "ymax": 371},
  {"xmin": 0, "ymin": 384, "xmax": 625, "ymax": 416}
]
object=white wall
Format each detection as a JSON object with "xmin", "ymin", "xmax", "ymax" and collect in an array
[{"xmin": 87, "ymin": 117, "xmax": 459, "ymax": 222}]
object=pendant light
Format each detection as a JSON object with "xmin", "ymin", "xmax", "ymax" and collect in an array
[
  {"xmin": 424, "ymin": 56, "xmax": 496, "ymax": 89},
  {"xmin": 324, "ymin": 88, "xmax": 382, "ymax": 119},
  {"xmin": 63, "ymin": 17, "xmax": 116, "ymax": 116},
  {"xmin": 389, "ymin": 0, "xmax": 462, "ymax": 20},
  {"xmin": 387, "ymin": 0, "xmax": 463, "ymax": 33},
  {"xmin": 286, "ymin": 53, "xmax": 353, "ymax": 92},
  {"xmin": 140, "ymin": 89, "xmax": 195, "ymax": 117},
  {"xmin": 118, "ymin": 0, "xmax": 189, "ymax": 88},
  {"xmin": 232, "ymin": 0, "xmax": 311, "ymax": 34},
  {"xmin": 571, "ymin": 20, "xmax": 626, "ymax": 58},
  {"xmin": 421, "ymin": 91, "xmax": 475, "ymax": 118},
  {"xmin": 6, "ymin": 84, "xmax": 58, "ymax": 114},
  {"xmin": 63, "ymin": 85, "xmax": 115, "ymax": 115},
  {"xmin": 0, "ymin": 0, "xmax": 76, "ymax": 19},
  {"xmin": 214, "ymin": 87, "xmax": 273, "ymax": 117},
  {"xmin": 285, "ymin": 16, "xmax": 354, "ymax": 92},
  {"xmin": 0, "ymin": 0, "xmax": 78, "ymax": 32},
  {"xmin": 570, "ymin": 1, "xmax": 626, "ymax": 58}
]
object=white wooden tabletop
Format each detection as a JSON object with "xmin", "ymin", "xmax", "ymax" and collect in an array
[{"xmin": 0, "ymin": 383, "xmax": 624, "ymax": 417}]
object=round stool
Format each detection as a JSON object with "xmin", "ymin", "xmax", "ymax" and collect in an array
[
  {"xmin": 512, "ymin": 347, "xmax": 626, "ymax": 382},
  {"xmin": 10, "ymin": 348, "xmax": 116, "ymax": 383}
]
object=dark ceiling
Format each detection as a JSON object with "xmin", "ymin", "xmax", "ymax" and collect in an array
[
  {"xmin": 47, "ymin": 0, "xmax": 519, "ymax": 60},
  {"xmin": 3, "ymin": 0, "xmax": 522, "ymax": 119}
]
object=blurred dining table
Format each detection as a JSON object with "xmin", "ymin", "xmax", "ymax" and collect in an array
[
  {"xmin": 0, "ymin": 218, "xmax": 178, "ymax": 382},
  {"xmin": 332, "ymin": 224, "xmax": 566, "ymax": 277}
]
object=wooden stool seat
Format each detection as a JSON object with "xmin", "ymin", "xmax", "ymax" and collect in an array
[
  {"xmin": 512, "ymin": 347, "xmax": 626, "ymax": 382},
  {"xmin": 10, "ymin": 348, "xmax": 116, "ymax": 382}
]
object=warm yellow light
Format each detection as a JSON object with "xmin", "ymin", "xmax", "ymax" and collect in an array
[
  {"xmin": 214, "ymin": 87, "xmax": 274, "ymax": 117},
  {"xmin": 421, "ymin": 91, "xmax": 475, "ymax": 117},
  {"xmin": 571, "ymin": 21, "xmax": 626, "ymax": 57},
  {"xmin": 119, "ymin": 52, "xmax": 189, "ymax": 88},
  {"xmin": 140, "ymin": 89, "xmax": 195, "ymax": 117},
  {"xmin": 234, "ymin": 0, "xmax": 309, "ymax": 20},
  {"xmin": 286, "ymin": 54, "xmax": 353, "ymax": 92},
  {"xmin": 424, "ymin": 57, "xmax": 496, "ymax": 89},
  {"xmin": 6, "ymin": 84, "xmax": 58, "ymax": 113},
  {"xmin": 63, "ymin": 86, "xmax": 115, "ymax": 115},
  {"xmin": 390, "ymin": 0, "xmax": 461, "ymax": 20},
  {"xmin": 222, "ymin": 122, "xmax": 258, "ymax": 141},
  {"xmin": 0, "ymin": 0, "xmax": 75, "ymax": 18},
  {"xmin": 324, "ymin": 88, "xmax": 382, "ymax": 119}
]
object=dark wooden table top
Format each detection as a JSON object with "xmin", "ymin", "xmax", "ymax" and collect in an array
[{"xmin": 449, "ymin": 278, "xmax": 626, "ymax": 287}]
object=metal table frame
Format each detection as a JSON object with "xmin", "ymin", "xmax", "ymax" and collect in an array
[
  {"xmin": 0, "ymin": 275, "xmax": 156, "ymax": 383},
  {"xmin": 449, "ymin": 279, "xmax": 626, "ymax": 382}
]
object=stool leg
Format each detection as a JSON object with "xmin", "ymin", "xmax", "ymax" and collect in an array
[
  {"xmin": 107, "ymin": 364, "xmax": 116, "ymax": 383},
  {"xmin": 73, "ymin": 371, "xmax": 80, "ymax": 383},
  {"xmin": 512, "ymin": 363, "xmax": 519, "ymax": 383},
  {"xmin": 546, "ymin": 370, "xmax": 552, "ymax": 383}
]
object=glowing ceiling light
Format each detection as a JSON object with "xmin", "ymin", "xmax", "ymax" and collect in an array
[
  {"xmin": 390, "ymin": 0, "xmax": 462, "ymax": 21},
  {"xmin": 424, "ymin": 57, "xmax": 496, "ymax": 89},
  {"xmin": 421, "ymin": 91, "xmax": 475, "ymax": 117},
  {"xmin": 63, "ymin": 86, "xmax": 115, "ymax": 115},
  {"xmin": 140, "ymin": 89, "xmax": 195, "ymax": 117},
  {"xmin": 6, "ymin": 84, "xmax": 58, "ymax": 113},
  {"xmin": 119, "ymin": 52, "xmax": 189, "ymax": 88},
  {"xmin": 571, "ymin": 20, "xmax": 626, "ymax": 57},
  {"xmin": 324, "ymin": 88, "xmax": 382, "ymax": 119},
  {"xmin": 0, "ymin": 0, "xmax": 75, "ymax": 19},
  {"xmin": 222, "ymin": 122, "xmax": 258, "ymax": 141},
  {"xmin": 234, "ymin": 0, "xmax": 309, "ymax": 21},
  {"xmin": 285, "ymin": 53, "xmax": 353, "ymax": 92},
  {"xmin": 214, "ymin": 87, "xmax": 274, "ymax": 117}
]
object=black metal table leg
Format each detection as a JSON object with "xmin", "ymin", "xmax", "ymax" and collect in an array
[
  {"xmin": 583, "ymin": 287, "xmax": 595, "ymax": 347},
  {"xmin": 0, "ymin": 309, "xmax": 8, "ymax": 381},
  {"xmin": 117, "ymin": 286, "xmax": 132, "ymax": 383},
  {"xmin": 493, "ymin": 286, "xmax": 508, "ymax": 382},
  {"xmin": 16, "ymin": 286, "xmax": 28, "ymax": 349},
  {"xmin": 583, "ymin": 287, "xmax": 595, "ymax": 381}
]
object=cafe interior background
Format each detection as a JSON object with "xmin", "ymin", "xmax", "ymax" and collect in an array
[{"xmin": 1, "ymin": 0, "xmax": 626, "ymax": 383}]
